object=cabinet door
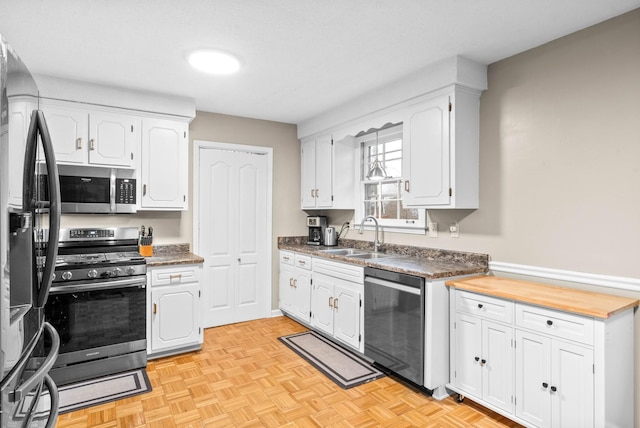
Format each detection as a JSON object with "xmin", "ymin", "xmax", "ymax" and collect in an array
[
  {"xmin": 278, "ymin": 263, "xmax": 294, "ymax": 314},
  {"xmin": 550, "ymin": 340, "xmax": 594, "ymax": 428},
  {"xmin": 300, "ymin": 138, "xmax": 316, "ymax": 208},
  {"xmin": 41, "ymin": 104, "xmax": 88, "ymax": 165},
  {"xmin": 141, "ymin": 118, "xmax": 188, "ymax": 209},
  {"xmin": 314, "ymin": 135, "xmax": 333, "ymax": 208},
  {"xmin": 312, "ymin": 276, "xmax": 334, "ymax": 336},
  {"xmin": 482, "ymin": 320, "xmax": 513, "ymax": 413},
  {"xmin": 88, "ymin": 111, "xmax": 137, "ymax": 167},
  {"xmin": 454, "ymin": 313, "xmax": 482, "ymax": 397},
  {"xmin": 515, "ymin": 330, "xmax": 551, "ymax": 427},
  {"xmin": 403, "ymin": 94, "xmax": 450, "ymax": 207},
  {"xmin": 151, "ymin": 284, "xmax": 200, "ymax": 352},
  {"xmin": 333, "ymin": 284, "xmax": 360, "ymax": 350},
  {"xmin": 293, "ymin": 269, "xmax": 311, "ymax": 324}
]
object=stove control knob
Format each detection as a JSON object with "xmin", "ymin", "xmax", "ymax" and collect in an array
[
  {"xmin": 111, "ymin": 268, "xmax": 122, "ymax": 277},
  {"xmin": 126, "ymin": 267, "xmax": 136, "ymax": 275},
  {"xmin": 87, "ymin": 269, "xmax": 98, "ymax": 279},
  {"xmin": 61, "ymin": 271, "xmax": 73, "ymax": 281}
]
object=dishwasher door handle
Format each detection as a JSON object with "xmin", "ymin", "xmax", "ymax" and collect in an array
[{"xmin": 365, "ymin": 276, "xmax": 421, "ymax": 295}]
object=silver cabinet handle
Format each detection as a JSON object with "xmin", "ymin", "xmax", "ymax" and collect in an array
[
  {"xmin": 89, "ymin": 138, "xmax": 95, "ymax": 150},
  {"xmin": 76, "ymin": 137, "xmax": 82, "ymax": 149},
  {"xmin": 404, "ymin": 180, "xmax": 410, "ymax": 192}
]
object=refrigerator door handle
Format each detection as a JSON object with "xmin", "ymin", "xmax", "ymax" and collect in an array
[
  {"xmin": 9, "ymin": 323, "xmax": 60, "ymax": 403},
  {"xmin": 42, "ymin": 374, "xmax": 60, "ymax": 428},
  {"xmin": 22, "ymin": 110, "xmax": 60, "ymax": 308},
  {"xmin": 35, "ymin": 111, "xmax": 60, "ymax": 308}
]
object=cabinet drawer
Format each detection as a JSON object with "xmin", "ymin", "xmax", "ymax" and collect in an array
[
  {"xmin": 279, "ymin": 251, "xmax": 295, "ymax": 266},
  {"xmin": 312, "ymin": 257, "xmax": 364, "ymax": 283},
  {"xmin": 456, "ymin": 290, "xmax": 513, "ymax": 324},
  {"xmin": 150, "ymin": 265, "xmax": 200, "ymax": 287},
  {"xmin": 294, "ymin": 254, "xmax": 312, "ymax": 270},
  {"xmin": 515, "ymin": 303, "xmax": 593, "ymax": 345}
]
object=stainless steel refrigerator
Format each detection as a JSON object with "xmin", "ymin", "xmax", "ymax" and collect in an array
[{"xmin": 1, "ymin": 34, "xmax": 61, "ymax": 427}]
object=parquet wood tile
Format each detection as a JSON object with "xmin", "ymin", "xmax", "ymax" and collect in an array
[{"xmin": 55, "ymin": 316, "xmax": 523, "ymax": 428}]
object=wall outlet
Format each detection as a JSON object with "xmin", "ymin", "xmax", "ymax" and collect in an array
[
  {"xmin": 428, "ymin": 222, "xmax": 438, "ymax": 238},
  {"xmin": 449, "ymin": 222, "xmax": 459, "ymax": 238}
]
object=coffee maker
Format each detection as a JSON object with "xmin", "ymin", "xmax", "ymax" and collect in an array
[{"xmin": 307, "ymin": 216, "xmax": 327, "ymax": 245}]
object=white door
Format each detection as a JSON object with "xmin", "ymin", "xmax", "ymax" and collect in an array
[{"xmin": 197, "ymin": 144, "xmax": 270, "ymax": 327}]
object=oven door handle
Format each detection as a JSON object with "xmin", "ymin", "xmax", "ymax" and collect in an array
[
  {"xmin": 50, "ymin": 277, "xmax": 146, "ymax": 294},
  {"xmin": 364, "ymin": 276, "xmax": 421, "ymax": 295}
]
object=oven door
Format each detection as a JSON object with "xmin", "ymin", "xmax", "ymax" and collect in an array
[{"xmin": 44, "ymin": 277, "xmax": 146, "ymax": 367}]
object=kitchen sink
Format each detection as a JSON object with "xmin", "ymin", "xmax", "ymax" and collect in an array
[
  {"xmin": 318, "ymin": 248, "xmax": 368, "ymax": 256},
  {"xmin": 346, "ymin": 252, "xmax": 394, "ymax": 259}
]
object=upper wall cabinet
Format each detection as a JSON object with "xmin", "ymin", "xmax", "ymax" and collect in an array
[
  {"xmin": 402, "ymin": 86, "xmax": 481, "ymax": 209},
  {"xmin": 40, "ymin": 100, "xmax": 138, "ymax": 168},
  {"xmin": 140, "ymin": 118, "xmax": 189, "ymax": 210},
  {"xmin": 301, "ymin": 135, "xmax": 355, "ymax": 210}
]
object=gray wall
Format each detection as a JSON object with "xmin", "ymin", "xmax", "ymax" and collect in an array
[{"xmin": 343, "ymin": 9, "xmax": 640, "ymax": 279}]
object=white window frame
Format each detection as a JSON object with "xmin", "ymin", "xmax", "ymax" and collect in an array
[{"xmin": 354, "ymin": 124, "xmax": 426, "ymax": 234}]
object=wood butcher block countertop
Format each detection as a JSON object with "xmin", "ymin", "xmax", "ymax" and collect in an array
[{"xmin": 446, "ymin": 275, "xmax": 639, "ymax": 319}]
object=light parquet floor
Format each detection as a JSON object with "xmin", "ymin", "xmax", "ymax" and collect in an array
[{"xmin": 55, "ymin": 316, "xmax": 523, "ymax": 428}]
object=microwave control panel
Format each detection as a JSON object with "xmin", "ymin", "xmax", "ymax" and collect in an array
[{"xmin": 116, "ymin": 178, "xmax": 136, "ymax": 204}]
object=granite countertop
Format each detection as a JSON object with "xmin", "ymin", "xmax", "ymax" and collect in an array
[
  {"xmin": 143, "ymin": 243, "xmax": 205, "ymax": 267},
  {"xmin": 278, "ymin": 237, "xmax": 489, "ymax": 280}
]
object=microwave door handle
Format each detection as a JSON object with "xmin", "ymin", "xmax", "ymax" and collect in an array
[
  {"xmin": 35, "ymin": 111, "xmax": 61, "ymax": 308},
  {"xmin": 110, "ymin": 169, "xmax": 116, "ymax": 212}
]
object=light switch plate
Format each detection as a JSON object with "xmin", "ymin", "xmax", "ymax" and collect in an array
[{"xmin": 428, "ymin": 222, "xmax": 438, "ymax": 238}]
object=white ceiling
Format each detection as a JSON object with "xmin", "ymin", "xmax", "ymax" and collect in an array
[{"xmin": 1, "ymin": 1, "xmax": 638, "ymax": 124}]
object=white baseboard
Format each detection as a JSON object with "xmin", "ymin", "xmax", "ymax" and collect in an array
[
  {"xmin": 489, "ymin": 261, "xmax": 640, "ymax": 292},
  {"xmin": 271, "ymin": 309, "xmax": 283, "ymax": 317}
]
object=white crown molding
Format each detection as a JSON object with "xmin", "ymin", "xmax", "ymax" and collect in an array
[{"xmin": 489, "ymin": 261, "xmax": 640, "ymax": 292}]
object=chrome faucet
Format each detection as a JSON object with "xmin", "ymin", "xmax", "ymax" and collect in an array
[{"xmin": 359, "ymin": 216, "xmax": 382, "ymax": 253}]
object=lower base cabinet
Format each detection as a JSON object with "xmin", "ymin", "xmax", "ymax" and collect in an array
[
  {"xmin": 448, "ymin": 286, "xmax": 634, "ymax": 428},
  {"xmin": 311, "ymin": 271, "xmax": 362, "ymax": 351},
  {"xmin": 279, "ymin": 251, "xmax": 312, "ymax": 324},
  {"xmin": 148, "ymin": 264, "xmax": 203, "ymax": 358}
]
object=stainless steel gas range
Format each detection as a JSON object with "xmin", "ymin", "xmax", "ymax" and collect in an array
[{"xmin": 38, "ymin": 227, "xmax": 147, "ymax": 386}]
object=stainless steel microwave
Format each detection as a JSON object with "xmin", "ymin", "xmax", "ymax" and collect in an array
[{"xmin": 41, "ymin": 165, "xmax": 137, "ymax": 214}]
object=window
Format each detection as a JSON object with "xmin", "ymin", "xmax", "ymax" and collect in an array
[{"xmin": 356, "ymin": 123, "xmax": 425, "ymax": 232}]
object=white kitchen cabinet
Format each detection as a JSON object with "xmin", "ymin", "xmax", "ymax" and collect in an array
[
  {"xmin": 447, "ymin": 278, "xmax": 636, "ymax": 428},
  {"xmin": 148, "ymin": 264, "xmax": 203, "ymax": 358},
  {"xmin": 40, "ymin": 100, "xmax": 138, "ymax": 168},
  {"xmin": 452, "ymin": 292, "xmax": 514, "ymax": 414},
  {"xmin": 278, "ymin": 251, "xmax": 312, "ymax": 324},
  {"xmin": 514, "ymin": 305, "xmax": 594, "ymax": 428},
  {"xmin": 300, "ymin": 134, "xmax": 355, "ymax": 209},
  {"xmin": 139, "ymin": 118, "xmax": 189, "ymax": 210},
  {"xmin": 403, "ymin": 85, "xmax": 481, "ymax": 208},
  {"xmin": 311, "ymin": 258, "xmax": 363, "ymax": 352}
]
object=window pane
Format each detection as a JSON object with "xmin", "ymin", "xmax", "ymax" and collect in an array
[
  {"xmin": 381, "ymin": 200, "xmax": 399, "ymax": 219},
  {"xmin": 385, "ymin": 159, "xmax": 402, "ymax": 178},
  {"xmin": 380, "ymin": 181, "xmax": 399, "ymax": 200},
  {"xmin": 401, "ymin": 204, "xmax": 420, "ymax": 220},
  {"xmin": 364, "ymin": 183, "xmax": 379, "ymax": 201},
  {"xmin": 386, "ymin": 139, "xmax": 402, "ymax": 152},
  {"xmin": 364, "ymin": 201, "xmax": 377, "ymax": 217}
]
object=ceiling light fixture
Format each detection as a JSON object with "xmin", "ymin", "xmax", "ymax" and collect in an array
[{"xmin": 187, "ymin": 49, "xmax": 240, "ymax": 75}]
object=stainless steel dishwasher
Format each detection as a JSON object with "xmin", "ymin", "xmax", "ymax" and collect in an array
[{"xmin": 364, "ymin": 267, "xmax": 425, "ymax": 385}]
